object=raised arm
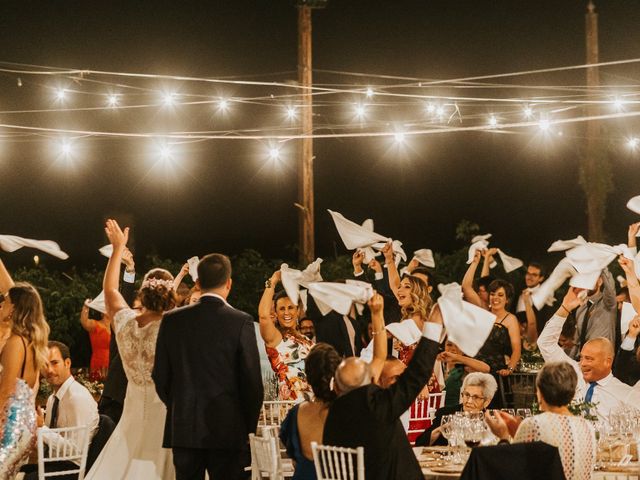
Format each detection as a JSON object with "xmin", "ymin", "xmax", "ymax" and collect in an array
[
  {"xmin": 441, "ymin": 351, "xmax": 490, "ymax": 373},
  {"xmin": 619, "ymin": 256, "xmax": 640, "ymax": 314},
  {"xmin": 368, "ymin": 293, "xmax": 387, "ymax": 384},
  {"xmin": 257, "ymin": 270, "xmax": 283, "ymax": 348},
  {"xmin": 172, "ymin": 262, "xmax": 189, "ymax": 291},
  {"xmin": 480, "ymin": 248, "xmax": 497, "ymax": 278},
  {"xmin": 80, "ymin": 299, "xmax": 98, "ymax": 333},
  {"xmin": 103, "ymin": 219, "xmax": 130, "ymax": 318},
  {"xmin": 0, "ymin": 259, "xmax": 15, "ymax": 294},
  {"xmin": 601, "ymin": 268, "xmax": 616, "ymax": 310},
  {"xmin": 538, "ymin": 287, "xmax": 583, "ymax": 376},
  {"xmin": 462, "ymin": 250, "xmax": 484, "ymax": 307},
  {"xmin": 382, "ymin": 241, "xmax": 401, "ymax": 299}
]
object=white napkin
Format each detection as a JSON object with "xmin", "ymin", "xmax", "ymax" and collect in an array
[
  {"xmin": 328, "ymin": 210, "xmax": 407, "ymax": 265},
  {"xmin": 87, "ymin": 291, "xmax": 107, "ymax": 314},
  {"xmin": 413, "ymin": 249, "xmax": 435, "ymax": 268},
  {"xmin": 385, "ymin": 319, "xmax": 422, "ymax": 346},
  {"xmin": 436, "ymin": 283, "xmax": 496, "ymax": 356},
  {"xmin": 565, "ymin": 243, "xmax": 629, "ymax": 274},
  {"xmin": 569, "ymin": 271, "xmax": 602, "ymax": 290},
  {"xmin": 99, "ymin": 244, "xmax": 113, "ymax": 258},
  {"xmin": 620, "ymin": 302, "xmax": 636, "ymax": 336},
  {"xmin": 307, "ymin": 281, "xmax": 374, "ymax": 316},
  {"xmin": 187, "ymin": 256, "xmax": 200, "ymax": 282},
  {"xmin": 531, "ymin": 257, "xmax": 575, "ymax": 310},
  {"xmin": 516, "ymin": 284, "xmax": 542, "ymax": 313},
  {"xmin": 280, "ymin": 258, "xmax": 323, "ymax": 306},
  {"xmin": 467, "ymin": 236, "xmax": 493, "ymax": 265},
  {"xmin": 547, "ymin": 236, "xmax": 587, "ymax": 252},
  {"xmin": 0, "ymin": 235, "xmax": 69, "ymax": 260},
  {"xmin": 497, "ymin": 249, "xmax": 524, "ymax": 273},
  {"xmin": 617, "ymin": 275, "xmax": 628, "ymax": 288},
  {"xmin": 626, "ymin": 195, "xmax": 640, "ymax": 215}
]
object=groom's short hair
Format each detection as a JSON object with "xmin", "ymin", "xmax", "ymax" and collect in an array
[{"xmin": 198, "ymin": 254, "xmax": 232, "ymax": 290}]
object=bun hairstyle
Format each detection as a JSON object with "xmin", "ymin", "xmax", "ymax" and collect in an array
[
  {"xmin": 138, "ymin": 268, "xmax": 176, "ymax": 312},
  {"xmin": 305, "ymin": 343, "xmax": 341, "ymax": 404}
]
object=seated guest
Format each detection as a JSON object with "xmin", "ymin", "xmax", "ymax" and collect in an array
[
  {"xmin": 322, "ymin": 304, "xmax": 443, "ymax": 480},
  {"xmin": 414, "ymin": 372, "xmax": 497, "ymax": 447},
  {"xmin": 485, "ymin": 362, "xmax": 596, "ymax": 480},
  {"xmin": 538, "ymin": 287, "xmax": 632, "ymax": 421},
  {"xmin": 24, "ymin": 341, "xmax": 99, "ymax": 479},
  {"xmin": 438, "ymin": 340, "xmax": 490, "ymax": 407},
  {"xmin": 280, "ymin": 343, "xmax": 341, "ymax": 480},
  {"xmin": 613, "ymin": 316, "xmax": 640, "ymax": 386}
]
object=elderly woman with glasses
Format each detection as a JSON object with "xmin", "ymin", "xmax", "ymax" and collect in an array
[{"xmin": 415, "ymin": 372, "xmax": 498, "ymax": 446}]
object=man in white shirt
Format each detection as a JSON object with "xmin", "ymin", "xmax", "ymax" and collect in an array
[
  {"xmin": 538, "ymin": 287, "xmax": 632, "ymax": 422},
  {"xmin": 24, "ymin": 341, "xmax": 99, "ymax": 479}
]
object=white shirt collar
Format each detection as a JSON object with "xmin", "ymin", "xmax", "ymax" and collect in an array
[
  {"xmin": 54, "ymin": 375, "xmax": 75, "ymax": 400},
  {"xmin": 595, "ymin": 372, "xmax": 614, "ymax": 386},
  {"xmin": 200, "ymin": 292, "xmax": 231, "ymax": 307}
]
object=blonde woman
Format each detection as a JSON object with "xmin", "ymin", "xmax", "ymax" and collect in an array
[{"xmin": 0, "ymin": 259, "xmax": 50, "ymax": 479}]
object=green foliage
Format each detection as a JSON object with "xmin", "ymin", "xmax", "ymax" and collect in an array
[
  {"xmin": 13, "ymin": 266, "xmax": 102, "ymax": 367},
  {"xmin": 455, "ymin": 219, "xmax": 480, "ymax": 243},
  {"xmin": 228, "ymin": 249, "xmax": 282, "ymax": 317}
]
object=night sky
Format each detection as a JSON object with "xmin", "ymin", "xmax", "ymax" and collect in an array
[{"xmin": 1, "ymin": 1, "xmax": 640, "ymax": 271}]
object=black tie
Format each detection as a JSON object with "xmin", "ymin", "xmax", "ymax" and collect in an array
[
  {"xmin": 49, "ymin": 396, "xmax": 60, "ymax": 428},
  {"xmin": 578, "ymin": 302, "xmax": 594, "ymax": 348}
]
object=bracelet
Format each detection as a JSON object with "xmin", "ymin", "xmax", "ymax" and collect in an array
[
  {"xmin": 264, "ymin": 279, "xmax": 273, "ymax": 289},
  {"xmin": 371, "ymin": 329, "xmax": 385, "ymax": 336},
  {"xmin": 560, "ymin": 304, "xmax": 571, "ymax": 315}
]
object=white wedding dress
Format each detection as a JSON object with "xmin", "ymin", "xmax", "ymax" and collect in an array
[{"xmin": 85, "ymin": 308, "xmax": 175, "ymax": 480}]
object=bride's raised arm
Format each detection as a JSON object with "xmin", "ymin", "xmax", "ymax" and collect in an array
[{"xmin": 103, "ymin": 219, "xmax": 130, "ymax": 318}]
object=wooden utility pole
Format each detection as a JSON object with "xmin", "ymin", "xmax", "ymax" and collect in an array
[
  {"xmin": 582, "ymin": 1, "xmax": 611, "ymax": 242},
  {"xmin": 297, "ymin": 4, "xmax": 315, "ymax": 265}
]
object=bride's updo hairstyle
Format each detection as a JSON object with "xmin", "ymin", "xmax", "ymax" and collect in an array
[{"xmin": 138, "ymin": 268, "xmax": 176, "ymax": 312}]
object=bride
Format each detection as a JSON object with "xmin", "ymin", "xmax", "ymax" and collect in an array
[{"xmin": 86, "ymin": 219, "xmax": 175, "ymax": 479}]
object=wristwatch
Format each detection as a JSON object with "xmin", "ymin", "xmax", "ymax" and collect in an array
[{"xmin": 265, "ymin": 279, "xmax": 272, "ymax": 289}]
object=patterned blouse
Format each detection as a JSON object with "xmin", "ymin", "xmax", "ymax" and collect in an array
[
  {"xmin": 266, "ymin": 333, "xmax": 314, "ymax": 402},
  {"xmin": 513, "ymin": 412, "xmax": 596, "ymax": 480}
]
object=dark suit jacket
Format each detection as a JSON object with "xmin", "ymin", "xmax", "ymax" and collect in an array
[
  {"xmin": 323, "ymin": 336, "xmax": 440, "ymax": 480},
  {"xmin": 305, "ymin": 296, "xmax": 366, "ymax": 358},
  {"xmin": 414, "ymin": 403, "xmax": 463, "ymax": 446},
  {"xmin": 152, "ymin": 295, "xmax": 263, "ymax": 450},
  {"xmin": 613, "ymin": 336, "xmax": 640, "ymax": 386}
]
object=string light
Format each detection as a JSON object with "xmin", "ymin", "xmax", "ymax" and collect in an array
[
  {"xmin": 162, "ymin": 92, "xmax": 176, "ymax": 107},
  {"xmin": 268, "ymin": 146, "xmax": 281, "ymax": 160},
  {"xmin": 55, "ymin": 88, "xmax": 66, "ymax": 102},
  {"xmin": 354, "ymin": 103, "xmax": 366, "ymax": 119},
  {"xmin": 286, "ymin": 106, "xmax": 297, "ymax": 120},
  {"xmin": 538, "ymin": 118, "xmax": 551, "ymax": 132},
  {"xmin": 106, "ymin": 94, "xmax": 119, "ymax": 108},
  {"xmin": 523, "ymin": 106, "xmax": 533, "ymax": 118},
  {"xmin": 393, "ymin": 132, "xmax": 406, "ymax": 144},
  {"xmin": 628, "ymin": 137, "xmax": 639, "ymax": 149},
  {"xmin": 366, "ymin": 87, "xmax": 374, "ymax": 98},
  {"xmin": 612, "ymin": 97, "xmax": 625, "ymax": 111},
  {"xmin": 425, "ymin": 103, "xmax": 435, "ymax": 114},
  {"xmin": 436, "ymin": 105, "xmax": 445, "ymax": 117},
  {"xmin": 218, "ymin": 98, "xmax": 230, "ymax": 112},
  {"xmin": 488, "ymin": 115, "xmax": 498, "ymax": 128}
]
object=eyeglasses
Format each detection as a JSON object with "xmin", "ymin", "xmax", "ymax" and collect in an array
[{"xmin": 461, "ymin": 391, "xmax": 485, "ymax": 402}]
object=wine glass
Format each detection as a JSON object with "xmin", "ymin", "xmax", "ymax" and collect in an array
[
  {"xmin": 516, "ymin": 408, "xmax": 532, "ymax": 420},
  {"xmin": 463, "ymin": 418, "xmax": 484, "ymax": 449},
  {"xmin": 439, "ymin": 415, "xmax": 454, "ymax": 463}
]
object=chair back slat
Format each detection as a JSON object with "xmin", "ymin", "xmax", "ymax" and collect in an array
[
  {"xmin": 249, "ymin": 432, "xmax": 285, "ymax": 480},
  {"xmin": 258, "ymin": 400, "xmax": 297, "ymax": 427},
  {"xmin": 37, "ymin": 424, "xmax": 91, "ymax": 480},
  {"xmin": 311, "ymin": 441, "xmax": 365, "ymax": 480}
]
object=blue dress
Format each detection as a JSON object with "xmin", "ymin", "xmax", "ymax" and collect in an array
[{"xmin": 280, "ymin": 404, "xmax": 317, "ymax": 480}]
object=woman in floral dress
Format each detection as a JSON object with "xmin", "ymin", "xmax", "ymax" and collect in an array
[{"xmin": 258, "ymin": 270, "xmax": 313, "ymax": 401}]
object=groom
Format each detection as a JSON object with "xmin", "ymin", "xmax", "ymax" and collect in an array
[{"xmin": 153, "ymin": 253, "xmax": 263, "ymax": 480}]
